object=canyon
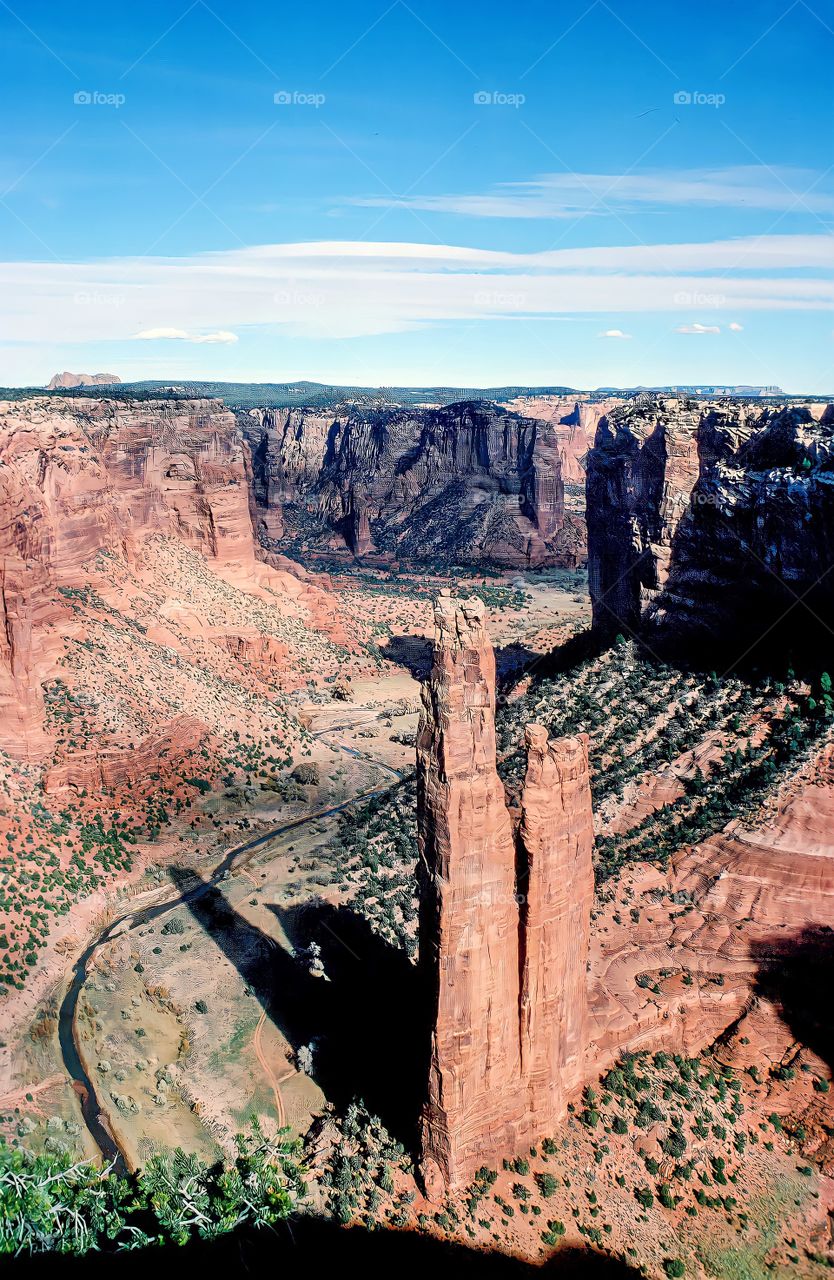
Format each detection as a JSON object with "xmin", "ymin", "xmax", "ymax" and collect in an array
[
  {"xmin": 2, "ymin": 387, "xmax": 834, "ymax": 1277},
  {"xmin": 243, "ymin": 400, "xmax": 584, "ymax": 569}
]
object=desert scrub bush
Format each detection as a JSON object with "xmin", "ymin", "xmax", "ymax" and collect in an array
[{"xmin": 0, "ymin": 1123, "xmax": 304, "ymax": 1256}]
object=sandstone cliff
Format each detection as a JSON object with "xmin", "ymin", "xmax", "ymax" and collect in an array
[
  {"xmin": 586, "ymin": 397, "xmax": 834, "ymax": 654},
  {"xmin": 499, "ymin": 394, "xmax": 624, "ymax": 489},
  {"xmin": 585, "ymin": 397, "xmax": 706, "ymax": 638},
  {"xmin": 416, "ymin": 592, "xmax": 594, "ymax": 1191},
  {"xmin": 646, "ymin": 403, "xmax": 834, "ymax": 659},
  {"xmin": 244, "ymin": 401, "xmax": 579, "ymax": 568},
  {"xmin": 0, "ymin": 396, "xmax": 341, "ymax": 758}
]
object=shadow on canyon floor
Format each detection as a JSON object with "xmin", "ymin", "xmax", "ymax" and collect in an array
[
  {"xmin": 8, "ymin": 1218, "xmax": 645, "ymax": 1279},
  {"xmin": 167, "ymin": 867, "xmax": 428, "ymax": 1150},
  {"xmin": 752, "ymin": 925, "xmax": 834, "ymax": 1072},
  {"xmin": 380, "ymin": 632, "xmax": 582, "ymax": 686}
]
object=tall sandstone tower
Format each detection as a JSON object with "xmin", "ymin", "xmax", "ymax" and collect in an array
[{"xmin": 417, "ymin": 591, "xmax": 594, "ymax": 1194}]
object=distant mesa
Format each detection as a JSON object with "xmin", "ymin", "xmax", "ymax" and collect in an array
[{"xmin": 46, "ymin": 371, "xmax": 121, "ymax": 390}]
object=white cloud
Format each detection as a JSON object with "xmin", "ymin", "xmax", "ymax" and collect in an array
[
  {"xmin": 135, "ymin": 327, "xmax": 238, "ymax": 344},
  {"xmin": 598, "ymin": 328, "xmax": 632, "ymax": 339},
  {"xmin": 675, "ymin": 323, "xmax": 721, "ymax": 335},
  {"xmin": 350, "ymin": 166, "xmax": 834, "ymax": 220},
  {"xmin": 729, "ymin": 322, "xmax": 744, "ymax": 331},
  {"xmin": 0, "ymin": 236, "xmax": 830, "ymax": 348}
]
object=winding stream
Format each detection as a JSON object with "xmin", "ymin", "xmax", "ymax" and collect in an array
[{"xmin": 57, "ymin": 724, "xmax": 404, "ymax": 1172}]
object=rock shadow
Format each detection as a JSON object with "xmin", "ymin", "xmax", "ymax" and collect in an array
[
  {"xmin": 751, "ymin": 925, "xmax": 834, "ymax": 1071},
  {"xmin": 380, "ymin": 632, "xmax": 559, "ymax": 687},
  {"xmin": 8, "ymin": 1219, "xmax": 645, "ymax": 1279},
  {"xmin": 168, "ymin": 867, "xmax": 428, "ymax": 1149}
]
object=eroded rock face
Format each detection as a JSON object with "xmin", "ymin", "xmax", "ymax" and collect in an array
[
  {"xmin": 587, "ymin": 397, "xmax": 834, "ymax": 656},
  {"xmin": 646, "ymin": 404, "xmax": 834, "ymax": 658},
  {"xmin": 417, "ymin": 593, "xmax": 594, "ymax": 1191},
  {"xmin": 0, "ymin": 397, "xmax": 280, "ymax": 757},
  {"xmin": 244, "ymin": 401, "xmax": 576, "ymax": 568},
  {"xmin": 586, "ymin": 398, "xmax": 706, "ymax": 637},
  {"xmin": 500, "ymin": 395, "xmax": 625, "ymax": 487},
  {"xmin": 519, "ymin": 726, "xmax": 595, "ymax": 1125}
]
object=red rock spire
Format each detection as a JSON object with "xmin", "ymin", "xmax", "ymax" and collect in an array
[{"xmin": 417, "ymin": 591, "xmax": 594, "ymax": 1192}]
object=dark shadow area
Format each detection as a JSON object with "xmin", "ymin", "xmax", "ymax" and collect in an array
[
  {"xmin": 752, "ymin": 925, "xmax": 834, "ymax": 1071},
  {"xmin": 380, "ymin": 631, "xmax": 589, "ymax": 689},
  {"xmin": 380, "ymin": 632, "xmax": 432, "ymax": 679},
  {"xmin": 168, "ymin": 868, "xmax": 428, "ymax": 1149},
  {"xmin": 6, "ymin": 1216, "xmax": 645, "ymax": 1279}
]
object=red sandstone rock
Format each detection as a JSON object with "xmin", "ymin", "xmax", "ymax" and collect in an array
[
  {"xmin": 417, "ymin": 591, "xmax": 523, "ymax": 1194},
  {"xmin": 0, "ymin": 396, "xmax": 353, "ymax": 758},
  {"xmin": 417, "ymin": 593, "xmax": 595, "ymax": 1192},
  {"xmin": 519, "ymin": 726, "xmax": 594, "ymax": 1126},
  {"xmin": 44, "ymin": 715, "xmax": 207, "ymax": 794},
  {"xmin": 244, "ymin": 401, "xmax": 572, "ymax": 569}
]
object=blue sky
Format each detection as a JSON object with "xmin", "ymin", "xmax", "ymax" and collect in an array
[{"xmin": 1, "ymin": 0, "xmax": 833, "ymax": 389}]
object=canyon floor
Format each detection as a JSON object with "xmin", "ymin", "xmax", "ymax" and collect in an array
[
  {"xmin": 0, "ymin": 562, "xmax": 586, "ymax": 1171},
  {"xmin": 2, "ymin": 532, "xmax": 833, "ymax": 1276}
]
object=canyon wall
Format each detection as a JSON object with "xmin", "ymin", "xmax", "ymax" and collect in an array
[
  {"xmin": 585, "ymin": 398, "xmax": 706, "ymax": 638},
  {"xmin": 499, "ymin": 394, "xmax": 625, "ymax": 487},
  {"xmin": 0, "ymin": 396, "xmax": 330, "ymax": 758},
  {"xmin": 243, "ymin": 401, "xmax": 580, "ymax": 568},
  {"xmin": 416, "ymin": 592, "xmax": 594, "ymax": 1191},
  {"xmin": 586, "ymin": 397, "xmax": 834, "ymax": 653}
]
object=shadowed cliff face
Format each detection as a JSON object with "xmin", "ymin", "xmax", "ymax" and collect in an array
[
  {"xmin": 586, "ymin": 398, "xmax": 834, "ymax": 663},
  {"xmin": 242, "ymin": 400, "xmax": 581, "ymax": 568}
]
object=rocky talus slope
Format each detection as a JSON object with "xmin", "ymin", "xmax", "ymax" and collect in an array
[
  {"xmin": 0, "ymin": 395, "xmax": 374, "ymax": 1023},
  {"xmin": 416, "ymin": 591, "xmax": 593, "ymax": 1191},
  {"xmin": 587, "ymin": 396, "xmax": 834, "ymax": 657},
  {"xmin": 0, "ymin": 396, "xmax": 345, "ymax": 759},
  {"xmin": 243, "ymin": 401, "xmax": 582, "ymax": 568}
]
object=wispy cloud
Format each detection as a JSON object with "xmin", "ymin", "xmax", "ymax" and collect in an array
[
  {"xmin": 675, "ymin": 322, "xmax": 721, "ymax": 334},
  {"xmin": 598, "ymin": 328, "xmax": 632, "ymax": 339},
  {"xmin": 0, "ymin": 235, "xmax": 830, "ymax": 347},
  {"xmin": 348, "ymin": 166, "xmax": 834, "ymax": 219},
  {"xmin": 135, "ymin": 327, "xmax": 239, "ymax": 343}
]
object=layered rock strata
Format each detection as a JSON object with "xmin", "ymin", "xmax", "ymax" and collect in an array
[
  {"xmin": 0, "ymin": 396, "xmax": 341, "ymax": 758},
  {"xmin": 416, "ymin": 592, "xmax": 594, "ymax": 1191},
  {"xmin": 244, "ymin": 401, "xmax": 575, "ymax": 568},
  {"xmin": 587, "ymin": 397, "xmax": 834, "ymax": 654}
]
